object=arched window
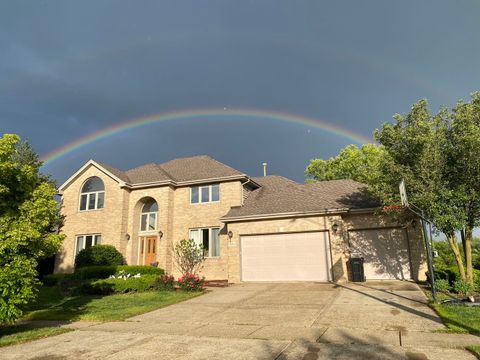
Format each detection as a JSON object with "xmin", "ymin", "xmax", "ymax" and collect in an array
[
  {"xmin": 140, "ymin": 199, "xmax": 158, "ymax": 231},
  {"xmin": 79, "ymin": 176, "xmax": 105, "ymax": 211}
]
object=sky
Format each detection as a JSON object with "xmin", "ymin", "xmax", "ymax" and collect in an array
[{"xmin": 1, "ymin": 1, "xmax": 480, "ymax": 184}]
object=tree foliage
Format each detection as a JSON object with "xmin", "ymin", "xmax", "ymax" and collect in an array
[
  {"xmin": 173, "ymin": 239, "xmax": 205, "ymax": 276},
  {"xmin": 0, "ymin": 134, "xmax": 65, "ymax": 324}
]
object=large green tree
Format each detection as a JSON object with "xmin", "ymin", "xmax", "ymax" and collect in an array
[{"xmin": 0, "ymin": 134, "xmax": 65, "ymax": 324}]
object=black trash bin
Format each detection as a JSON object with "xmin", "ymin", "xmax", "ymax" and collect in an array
[{"xmin": 350, "ymin": 257, "xmax": 365, "ymax": 282}]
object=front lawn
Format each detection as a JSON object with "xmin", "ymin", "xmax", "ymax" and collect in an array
[
  {"xmin": 432, "ymin": 302, "xmax": 480, "ymax": 334},
  {"xmin": 0, "ymin": 325, "xmax": 72, "ymax": 348},
  {"xmin": 23, "ymin": 286, "xmax": 201, "ymax": 321}
]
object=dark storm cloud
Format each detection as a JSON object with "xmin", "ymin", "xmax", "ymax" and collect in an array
[{"xmin": 1, "ymin": 0, "xmax": 479, "ymax": 182}]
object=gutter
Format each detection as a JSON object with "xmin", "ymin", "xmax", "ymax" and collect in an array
[
  {"xmin": 221, "ymin": 206, "xmax": 382, "ymax": 223},
  {"xmin": 221, "ymin": 208, "xmax": 350, "ymax": 223}
]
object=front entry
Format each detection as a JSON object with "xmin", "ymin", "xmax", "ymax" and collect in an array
[{"xmin": 139, "ymin": 236, "xmax": 157, "ymax": 265}]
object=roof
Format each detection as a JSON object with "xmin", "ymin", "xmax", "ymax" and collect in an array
[
  {"xmin": 60, "ymin": 156, "xmax": 248, "ymax": 191},
  {"xmin": 222, "ymin": 176, "xmax": 380, "ymax": 221}
]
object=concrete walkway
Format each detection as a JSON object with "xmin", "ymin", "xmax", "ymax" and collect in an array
[{"xmin": 2, "ymin": 281, "xmax": 479, "ymax": 359}]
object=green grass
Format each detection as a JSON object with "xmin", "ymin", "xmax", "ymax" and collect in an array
[
  {"xmin": 23, "ymin": 286, "xmax": 202, "ymax": 321},
  {"xmin": 467, "ymin": 345, "xmax": 480, "ymax": 359},
  {"xmin": 0, "ymin": 325, "xmax": 72, "ymax": 348},
  {"xmin": 432, "ymin": 303, "xmax": 480, "ymax": 334}
]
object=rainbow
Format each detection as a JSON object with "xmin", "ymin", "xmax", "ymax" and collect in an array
[{"xmin": 41, "ymin": 108, "xmax": 373, "ymax": 166}]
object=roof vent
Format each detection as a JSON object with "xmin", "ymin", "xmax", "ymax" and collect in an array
[{"xmin": 262, "ymin": 162, "xmax": 267, "ymax": 177}]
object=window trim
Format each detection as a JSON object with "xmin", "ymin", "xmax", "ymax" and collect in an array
[
  {"xmin": 190, "ymin": 184, "xmax": 220, "ymax": 205},
  {"xmin": 75, "ymin": 234, "xmax": 102, "ymax": 255},
  {"xmin": 189, "ymin": 227, "xmax": 220, "ymax": 258}
]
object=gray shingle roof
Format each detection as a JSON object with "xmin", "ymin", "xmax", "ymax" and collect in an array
[
  {"xmin": 98, "ymin": 155, "xmax": 245, "ymax": 185},
  {"xmin": 159, "ymin": 155, "xmax": 243, "ymax": 182},
  {"xmin": 222, "ymin": 176, "xmax": 380, "ymax": 219}
]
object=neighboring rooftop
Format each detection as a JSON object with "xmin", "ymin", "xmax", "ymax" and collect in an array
[{"xmin": 222, "ymin": 176, "xmax": 380, "ymax": 220}]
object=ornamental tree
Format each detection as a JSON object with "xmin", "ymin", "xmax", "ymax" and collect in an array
[
  {"xmin": 173, "ymin": 238, "xmax": 205, "ymax": 276},
  {"xmin": 0, "ymin": 134, "xmax": 65, "ymax": 324}
]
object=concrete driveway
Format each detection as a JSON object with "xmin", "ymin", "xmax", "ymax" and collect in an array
[{"xmin": 1, "ymin": 281, "xmax": 478, "ymax": 359}]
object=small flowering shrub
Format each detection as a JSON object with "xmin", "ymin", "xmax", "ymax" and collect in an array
[
  {"xmin": 155, "ymin": 274, "xmax": 175, "ymax": 291},
  {"xmin": 177, "ymin": 273, "xmax": 205, "ymax": 292}
]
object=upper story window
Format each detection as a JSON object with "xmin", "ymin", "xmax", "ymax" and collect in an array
[
  {"xmin": 140, "ymin": 199, "xmax": 158, "ymax": 232},
  {"xmin": 191, "ymin": 184, "xmax": 220, "ymax": 204},
  {"xmin": 79, "ymin": 176, "xmax": 105, "ymax": 211}
]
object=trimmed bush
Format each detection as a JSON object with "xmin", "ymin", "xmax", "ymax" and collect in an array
[
  {"xmin": 177, "ymin": 273, "xmax": 205, "ymax": 292},
  {"xmin": 75, "ymin": 245, "xmax": 124, "ymax": 268},
  {"xmin": 431, "ymin": 266, "xmax": 459, "ymax": 285},
  {"xmin": 73, "ymin": 265, "xmax": 164, "ymax": 281},
  {"xmin": 154, "ymin": 275, "xmax": 175, "ymax": 291},
  {"xmin": 78, "ymin": 275, "xmax": 158, "ymax": 295}
]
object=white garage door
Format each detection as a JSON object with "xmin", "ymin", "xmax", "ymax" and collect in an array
[
  {"xmin": 348, "ymin": 228, "xmax": 412, "ymax": 280},
  {"xmin": 241, "ymin": 232, "xmax": 332, "ymax": 282}
]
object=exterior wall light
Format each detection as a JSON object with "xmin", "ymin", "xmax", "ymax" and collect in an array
[
  {"xmin": 227, "ymin": 230, "xmax": 233, "ymax": 239},
  {"xmin": 158, "ymin": 230, "xmax": 163, "ymax": 239},
  {"xmin": 332, "ymin": 223, "xmax": 339, "ymax": 234},
  {"xmin": 125, "ymin": 233, "xmax": 130, "ymax": 241}
]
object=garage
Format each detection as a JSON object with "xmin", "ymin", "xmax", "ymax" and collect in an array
[
  {"xmin": 240, "ymin": 231, "xmax": 332, "ymax": 282},
  {"xmin": 348, "ymin": 227, "xmax": 412, "ymax": 280}
]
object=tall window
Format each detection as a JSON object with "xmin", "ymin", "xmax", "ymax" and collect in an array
[
  {"xmin": 189, "ymin": 227, "xmax": 220, "ymax": 257},
  {"xmin": 79, "ymin": 176, "xmax": 105, "ymax": 211},
  {"xmin": 191, "ymin": 184, "xmax": 220, "ymax": 204},
  {"xmin": 75, "ymin": 234, "xmax": 102, "ymax": 255},
  {"xmin": 140, "ymin": 199, "xmax": 158, "ymax": 232}
]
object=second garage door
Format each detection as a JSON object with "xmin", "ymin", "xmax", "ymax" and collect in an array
[
  {"xmin": 241, "ymin": 232, "xmax": 332, "ymax": 282},
  {"xmin": 348, "ymin": 228, "xmax": 412, "ymax": 280}
]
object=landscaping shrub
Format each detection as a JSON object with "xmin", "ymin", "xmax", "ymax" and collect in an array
[
  {"xmin": 75, "ymin": 245, "xmax": 124, "ymax": 268},
  {"xmin": 434, "ymin": 279, "xmax": 451, "ymax": 293},
  {"xmin": 453, "ymin": 279, "xmax": 474, "ymax": 296},
  {"xmin": 73, "ymin": 265, "xmax": 164, "ymax": 281},
  {"xmin": 431, "ymin": 266, "xmax": 459, "ymax": 285},
  {"xmin": 154, "ymin": 274, "xmax": 175, "ymax": 291},
  {"xmin": 177, "ymin": 273, "xmax": 205, "ymax": 292},
  {"xmin": 78, "ymin": 275, "xmax": 158, "ymax": 295}
]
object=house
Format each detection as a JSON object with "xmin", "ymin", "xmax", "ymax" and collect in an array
[{"xmin": 55, "ymin": 155, "xmax": 427, "ymax": 282}]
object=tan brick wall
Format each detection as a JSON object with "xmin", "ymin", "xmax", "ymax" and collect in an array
[
  {"xmin": 170, "ymin": 181, "xmax": 242, "ymax": 280},
  {"xmin": 55, "ymin": 165, "xmax": 129, "ymax": 273}
]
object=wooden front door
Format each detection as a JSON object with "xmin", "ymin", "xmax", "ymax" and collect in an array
[{"xmin": 140, "ymin": 236, "xmax": 157, "ymax": 265}]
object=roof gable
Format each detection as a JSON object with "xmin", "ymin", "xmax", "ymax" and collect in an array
[{"xmin": 58, "ymin": 160, "xmax": 128, "ymax": 192}]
